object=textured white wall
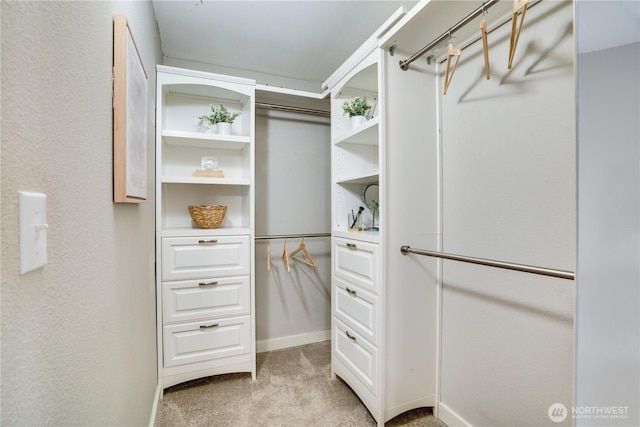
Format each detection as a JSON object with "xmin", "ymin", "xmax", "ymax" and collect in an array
[{"xmin": 1, "ymin": 1, "xmax": 162, "ymax": 425}]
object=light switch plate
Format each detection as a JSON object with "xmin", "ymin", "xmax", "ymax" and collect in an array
[{"xmin": 19, "ymin": 191, "xmax": 48, "ymax": 274}]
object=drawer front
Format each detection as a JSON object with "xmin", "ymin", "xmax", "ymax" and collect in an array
[
  {"xmin": 333, "ymin": 318, "xmax": 378, "ymax": 396},
  {"xmin": 334, "ymin": 277, "xmax": 378, "ymax": 345},
  {"xmin": 162, "ymin": 235, "xmax": 250, "ymax": 281},
  {"xmin": 163, "ymin": 276, "xmax": 250, "ymax": 324},
  {"xmin": 333, "ymin": 238, "xmax": 378, "ymax": 292},
  {"xmin": 164, "ymin": 316, "xmax": 251, "ymax": 367}
]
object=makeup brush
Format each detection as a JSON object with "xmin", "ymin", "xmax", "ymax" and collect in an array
[{"xmin": 351, "ymin": 206, "xmax": 365, "ymax": 228}]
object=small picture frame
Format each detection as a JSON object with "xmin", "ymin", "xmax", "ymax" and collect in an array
[
  {"xmin": 365, "ymin": 99, "xmax": 378, "ymax": 120},
  {"xmin": 113, "ymin": 14, "xmax": 148, "ymax": 203}
]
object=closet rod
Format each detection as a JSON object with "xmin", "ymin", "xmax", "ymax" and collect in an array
[
  {"xmin": 255, "ymin": 232, "xmax": 331, "ymax": 241},
  {"xmin": 399, "ymin": 0, "xmax": 501, "ymax": 71},
  {"xmin": 255, "ymin": 102, "xmax": 330, "ymax": 117},
  {"xmin": 400, "ymin": 246, "xmax": 575, "ymax": 280}
]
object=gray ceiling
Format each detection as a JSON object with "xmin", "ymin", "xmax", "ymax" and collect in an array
[
  {"xmin": 151, "ymin": 0, "xmax": 417, "ymax": 89},
  {"xmin": 151, "ymin": 0, "xmax": 640, "ymax": 91}
]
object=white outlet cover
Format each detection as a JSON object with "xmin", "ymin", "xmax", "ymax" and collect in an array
[{"xmin": 19, "ymin": 191, "xmax": 48, "ymax": 274}]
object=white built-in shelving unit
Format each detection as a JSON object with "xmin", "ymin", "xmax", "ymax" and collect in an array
[
  {"xmin": 155, "ymin": 65, "xmax": 256, "ymax": 390},
  {"xmin": 325, "ymin": 6, "xmax": 439, "ymax": 426}
]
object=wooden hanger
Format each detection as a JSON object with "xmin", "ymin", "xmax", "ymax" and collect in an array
[
  {"xmin": 508, "ymin": 0, "xmax": 529, "ymax": 69},
  {"xmin": 282, "ymin": 240, "xmax": 290, "ymax": 272},
  {"xmin": 443, "ymin": 42, "xmax": 462, "ymax": 95},
  {"xmin": 266, "ymin": 240, "xmax": 271, "ymax": 271},
  {"xmin": 480, "ymin": 18, "xmax": 490, "ymax": 80},
  {"xmin": 290, "ymin": 240, "xmax": 317, "ymax": 268}
]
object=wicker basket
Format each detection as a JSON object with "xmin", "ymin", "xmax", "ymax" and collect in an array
[{"xmin": 188, "ymin": 205, "xmax": 227, "ymax": 229}]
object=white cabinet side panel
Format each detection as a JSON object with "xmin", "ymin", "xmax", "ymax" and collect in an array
[{"xmin": 383, "ymin": 49, "xmax": 440, "ymax": 412}]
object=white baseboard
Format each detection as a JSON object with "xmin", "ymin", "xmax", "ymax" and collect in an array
[
  {"xmin": 149, "ymin": 383, "xmax": 162, "ymax": 427},
  {"xmin": 438, "ymin": 402, "xmax": 473, "ymax": 427},
  {"xmin": 256, "ymin": 330, "xmax": 331, "ymax": 353}
]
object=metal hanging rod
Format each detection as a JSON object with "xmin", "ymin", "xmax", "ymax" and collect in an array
[
  {"xmin": 255, "ymin": 102, "xmax": 330, "ymax": 117},
  {"xmin": 255, "ymin": 232, "xmax": 331, "ymax": 241},
  {"xmin": 399, "ymin": 0, "xmax": 501, "ymax": 71},
  {"xmin": 400, "ymin": 246, "xmax": 575, "ymax": 280}
]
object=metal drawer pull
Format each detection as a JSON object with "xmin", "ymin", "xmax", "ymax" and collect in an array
[
  {"xmin": 345, "ymin": 331, "xmax": 357, "ymax": 341},
  {"xmin": 198, "ymin": 281, "xmax": 219, "ymax": 287},
  {"xmin": 345, "ymin": 287, "xmax": 357, "ymax": 295},
  {"xmin": 199, "ymin": 323, "xmax": 219, "ymax": 329},
  {"xmin": 198, "ymin": 239, "xmax": 218, "ymax": 244},
  {"xmin": 346, "ymin": 243, "xmax": 357, "ymax": 249}
]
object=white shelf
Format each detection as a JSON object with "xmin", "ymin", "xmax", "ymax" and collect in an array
[
  {"xmin": 332, "ymin": 229, "xmax": 380, "ymax": 244},
  {"xmin": 162, "ymin": 176, "xmax": 251, "ymax": 185},
  {"xmin": 337, "ymin": 173, "xmax": 379, "ymax": 185},
  {"xmin": 162, "ymin": 129, "xmax": 250, "ymax": 150},
  {"xmin": 334, "ymin": 117, "xmax": 379, "ymax": 145},
  {"xmin": 160, "ymin": 226, "xmax": 253, "ymax": 238}
]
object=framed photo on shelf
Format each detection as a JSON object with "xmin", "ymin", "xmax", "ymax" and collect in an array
[
  {"xmin": 113, "ymin": 14, "xmax": 148, "ymax": 203},
  {"xmin": 365, "ymin": 99, "xmax": 378, "ymax": 120}
]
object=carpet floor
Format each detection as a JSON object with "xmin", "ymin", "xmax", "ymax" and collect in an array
[{"xmin": 155, "ymin": 340, "xmax": 447, "ymax": 427}]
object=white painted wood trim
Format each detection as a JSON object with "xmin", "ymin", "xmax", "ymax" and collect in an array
[
  {"xmin": 256, "ymin": 84, "xmax": 326, "ymax": 99},
  {"xmin": 148, "ymin": 383, "xmax": 162, "ymax": 427},
  {"xmin": 157, "ymin": 64, "xmax": 256, "ymax": 86},
  {"xmin": 438, "ymin": 402, "xmax": 474, "ymax": 427},
  {"xmin": 256, "ymin": 330, "xmax": 330, "ymax": 353},
  {"xmin": 322, "ymin": 6, "xmax": 407, "ymax": 90}
]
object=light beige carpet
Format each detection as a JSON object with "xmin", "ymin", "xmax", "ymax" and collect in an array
[{"xmin": 155, "ymin": 340, "xmax": 447, "ymax": 427}]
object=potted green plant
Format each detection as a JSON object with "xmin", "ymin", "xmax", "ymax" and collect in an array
[
  {"xmin": 342, "ymin": 96, "xmax": 372, "ymax": 128},
  {"xmin": 199, "ymin": 104, "xmax": 240, "ymax": 135}
]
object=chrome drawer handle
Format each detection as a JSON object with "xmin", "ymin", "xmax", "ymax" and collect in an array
[
  {"xmin": 199, "ymin": 323, "xmax": 219, "ymax": 329},
  {"xmin": 346, "ymin": 243, "xmax": 357, "ymax": 249},
  {"xmin": 345, "ymin": 287, "xmax": 357, "ymax": 295},
  {"xmin": 198, "ymin": 239, "xmax": 218, "ymax": 244},
  {"xmin": 345, "ymin": 331, "xmax": 357, "ymax": 341},
  {"xmin": 199, "ymin": 281, "xmax": 219, "ymax": 287}
]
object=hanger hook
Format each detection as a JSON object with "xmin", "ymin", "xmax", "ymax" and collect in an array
[
  {"xmin": 448, "ymin": 28, "xmax": 452, "ymax": 43},
  {"xmin": 481, "ymin": 1, "xmax": 487, "ymax": 17}
]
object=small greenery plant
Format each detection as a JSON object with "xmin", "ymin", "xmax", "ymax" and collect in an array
[
  {"xmin": 199, "ymin": 104, "xmax": 240, "ymax": 125},
  {"xmin": 342, "ymin": 96, "xmax": 372, "ymax": 118}
]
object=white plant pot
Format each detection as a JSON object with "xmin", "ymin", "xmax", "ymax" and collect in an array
[
  {"xmin": 351, "ymin": 115, "xmax": 366, "ymax": 129},
  {"xmin": 217, "ymin": 122, "xmax": 231, "ymax": 135}
]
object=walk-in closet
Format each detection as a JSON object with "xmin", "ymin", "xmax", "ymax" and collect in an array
[{"xmin": 2, "ymin": 1, "xmax": 638, "ymax": 426}]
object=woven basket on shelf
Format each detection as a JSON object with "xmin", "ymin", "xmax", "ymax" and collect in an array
[{"xmin": 188, "ymin": 205, "xmax": 227, "ymax": 229}]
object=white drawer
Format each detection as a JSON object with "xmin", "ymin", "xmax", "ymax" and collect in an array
[
  {"xmin": 333, "ymin": 238, "xmax": 378, "ymax": 292},
  {"xmin": 162, "ymin": 235, "xmax": 250, "ymax": 281},
  {"xmin": 163, "ymin": 316, "xmax": 251, "ymax": 367},
  {"xmin": 163, "ymin": 276, "xmax": 250, "ymax": 324},
  {"xmin": 334, "ymin": 277, "xmax": 378, "ymax": 345},
  {"xmin": 334, "ymin": 318, "xmax": 378, "ymax": 396}
]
